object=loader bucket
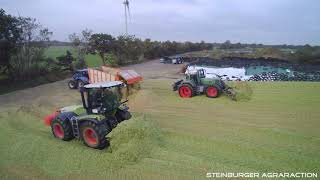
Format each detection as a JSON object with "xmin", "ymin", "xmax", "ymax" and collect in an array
[
  {"xmin": 119, "ymin": 70, "xmax": 143, "ymax": 85},
  {"xmin": 224, "ymin": 87, "xmax": 237, "ymax": 101}
]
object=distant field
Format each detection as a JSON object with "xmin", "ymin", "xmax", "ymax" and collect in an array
[
  {"xmin": 183, "ymin": 48, "xmax": 292, "ymax": 61},
  {"xmin": 0, "ymin": 79, "xmax": 319, "ymax": 179},
  {"xmin": 45, "ymin": 46, "xmax": 74, "ymax": 59},
  {"xmin": 45, "ymin": 46, "xmax": 103, "ymax": 67}
]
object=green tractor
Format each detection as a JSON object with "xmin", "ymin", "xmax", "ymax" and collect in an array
[
  {"xmin": 43, "ymin": 81, "xmax": 131, "ymax": 149},
  {"xmin": 172, "ymin": 69, "xmax": 236, "ymax": 99}
]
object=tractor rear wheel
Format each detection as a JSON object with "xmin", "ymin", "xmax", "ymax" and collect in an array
[
  {"xmin": 80, "ymin": 121, "xmax": 110, "ymax": 149},
  {"xmin": 77, "ymin": 80, "xmax": 85, "ymax": 88},
  {"xmin": 179, "ymin": 84, "xmax": 194, "ymax": 98},
  {"xmin": 51, "ymin": 118, "xmax": 74, "ymax": 141},
  {"xmin": 68, "ymin": 80, "xmax": 77, "ymax": 89},
  {"xmin": 206, "ymin": 86, "xmax": 220, "ymax": 98}
]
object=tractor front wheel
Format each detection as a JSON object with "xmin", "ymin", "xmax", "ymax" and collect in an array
[
  {"xmin": 179, "ymin": 84, "xmax": 194, "ymax": 98},
  {"xmin": 80, "ymin": 121, "xmax": 109, "ymax": 149},
  {"xmin": 51, "ymin": 118, "xmax": 74, "ymax": 141},
  {"xmin": 206, "ymin": 86, "xmax": 220, "ymax": 98}
]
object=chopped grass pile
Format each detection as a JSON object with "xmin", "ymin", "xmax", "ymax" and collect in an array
[
  {"xmin": 1, "ymin": 80, "xmax": 320, "ymax": 179},
  {"xmin": 227, "ymin": 81, "xmax": 253, "ymax": 101},
  {"xmin": 109, "ymin": 114, "xmax": 162, "ymax": 163},
  {"xmin": 127, "ymin": 83, "xmax": 141, "ymax": 96}
]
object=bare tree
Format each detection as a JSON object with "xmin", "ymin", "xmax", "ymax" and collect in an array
[{"xmin": 9, "ymin": 16, "xmax": 52, "ymax": 80}]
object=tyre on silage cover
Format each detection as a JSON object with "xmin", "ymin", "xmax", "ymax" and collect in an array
[
  {"xmin": 51, "ymin": 118, "xmax": 74, "ymax": 141},
  {"xmin": 80, "ymin": 121, "xmax": 110, "ymax": 149}
]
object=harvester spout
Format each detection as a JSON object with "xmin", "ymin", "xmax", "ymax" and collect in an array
[{"xmin": 80, "ymin": 87, "xmax": 89, "ymax": 113}]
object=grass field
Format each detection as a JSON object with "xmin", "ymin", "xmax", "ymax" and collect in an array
[
  {"xmin": 0, "ymin": 79, "xmax": 319, "ymax": 179},
  {"xmin": 45, "ymin": 46, "xmax": 103, "ymax": 67}
]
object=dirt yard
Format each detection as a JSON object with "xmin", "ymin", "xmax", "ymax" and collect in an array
[{"xmin": 0, "ymin": 60, "xmax": 184, "ymax": 109}]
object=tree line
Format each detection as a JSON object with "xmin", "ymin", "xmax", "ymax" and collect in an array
[{"xmin": 68, "ymin": 30, "xmax": 213, "ymax": 66}]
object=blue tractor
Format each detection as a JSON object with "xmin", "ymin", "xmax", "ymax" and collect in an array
[{"xmin": 68, "ymin": 69, "xmax": 89, "ymax": 89}]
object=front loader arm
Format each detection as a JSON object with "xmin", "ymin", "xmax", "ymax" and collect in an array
[{"xmin": 172, "ymin": 79, "xmax": 183, "ymax": 91}]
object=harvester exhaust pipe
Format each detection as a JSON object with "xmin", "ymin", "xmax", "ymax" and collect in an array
[{"xmin": 80, "ymin": 87, "xmax": 89, "ymax": 113}]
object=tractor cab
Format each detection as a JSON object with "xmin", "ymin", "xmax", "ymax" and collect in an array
[
  {"xmin": 80, "ymin": 81, "xmax": 127, "ymax": 115},
  {"xmin": 68, "ymin": 69, "xmax": 89, "ymax": 89},
  {"xmin": 185, "ymin": 68, "xmax": 206, "ymax": 85},
  {"xmin": 197, "ymin": 69, "xmax": 206, "ymax": 78}
]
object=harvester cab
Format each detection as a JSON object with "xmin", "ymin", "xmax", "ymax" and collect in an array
[
  {"xmin": 44, "ymin": 81, "xmax": 131, "ymax": 149},
  {"xmin": 172, "ymin": 68, "xmax": 236, "ymax": 100},
  {"xmin": 80, "ymin": 81, "xmax": 127, "ymax": 115}
]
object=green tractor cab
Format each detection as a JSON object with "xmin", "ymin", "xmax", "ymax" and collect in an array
[
  {"xmin": 44, "ymin": 81, "xmax": 131, "ymax": 149},
  {"xmin": 172, "ymin": 69, "xmax": 236, "ymax": 100}
]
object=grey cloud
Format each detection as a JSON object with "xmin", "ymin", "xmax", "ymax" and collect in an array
[{"xmin": 1, "ymin": 0, "xmax": 319, "ymax": 45}]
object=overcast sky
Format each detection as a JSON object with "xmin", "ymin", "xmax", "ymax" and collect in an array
[{"xmin": 1, "ymin": 0, "xmax": 319, "ymax": 45}]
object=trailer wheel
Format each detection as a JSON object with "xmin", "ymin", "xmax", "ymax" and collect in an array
[
  {"xmin": 206, "ymin": 86, "xmax": 220, "ymax": 98},
  {"xmin": 80, "ymin": 121, "xmax": 109, "ymax": 149},
  {"xmin": 179, "ymin": 84, "xmax": 194, "ymax": 98},
  {"xmin": 68, "ymin": 80, "xmax": 77, "ymax": 89},
  {"xmin": 51, "ymin": 118, "xmax": 74, "ymax": 141}
]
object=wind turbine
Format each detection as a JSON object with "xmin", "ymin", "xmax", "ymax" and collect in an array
[{"xmin": 123, "ymin": 0, "xmax": 131, "ymax": 35}]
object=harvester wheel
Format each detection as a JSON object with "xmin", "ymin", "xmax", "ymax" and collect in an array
[
  {"xmin": 206, "ymin": 86, "xmax": 220, "ymax": 98},
  {"xmin": 116, "ymin": 110, "xmax": 132, "ymax": 122},
  {"xmin": 80, "ymin": 121, "xmax": 109, "ymax": 149},
  {"xmin": 77, "ymin": 80, "xmax": 85, "ymax": 88},
  {"xmin": 179, "ymin": 84, "xmax": 194, "ymax": 98},
  {"xmin": 51, "ymin": 118, "xmax": 74, "ymax": 141},
  {"xmin": 68, "ymin": 80, "xmax": 77, "ymax": 89}
]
